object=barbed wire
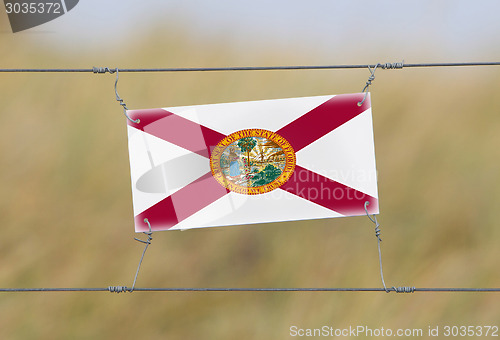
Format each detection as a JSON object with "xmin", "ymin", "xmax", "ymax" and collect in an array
[
  {"xmin": 0, "ymin": 61, "xmax": 499, "ymax": 73},
  {"xmin": 1, "ymin": 60, "xmax": 499, "ymax": 294},
  {"xmin": 0, "ymin": 287, "xmax": 499, "ymax": 293}
]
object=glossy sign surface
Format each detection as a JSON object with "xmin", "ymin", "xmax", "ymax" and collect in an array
[{"xmin": 126, "ymin": 93, "xmax": 378, "ymax": 232}]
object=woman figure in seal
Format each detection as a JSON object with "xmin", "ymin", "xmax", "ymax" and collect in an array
[{"xmin": 228, "ymin": 146, "xmax": 241, "ymax": 177}]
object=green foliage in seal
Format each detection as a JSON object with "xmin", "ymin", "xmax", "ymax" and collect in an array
[
  {"xmin": 251, "ymin": 164, "xmax": 282, "ymax": 187},
  {"xmin": 237, "ymin": 137, "xmax": 257, "ymax": 153}
]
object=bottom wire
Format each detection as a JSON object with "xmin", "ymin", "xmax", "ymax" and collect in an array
[{"xmin": 0, "ymin": 287, "xmax": 499, "ymax": 293}]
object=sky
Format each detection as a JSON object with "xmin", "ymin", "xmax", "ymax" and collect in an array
[{"xmin": 2, "ymin": 0, "xmax": 500, "ymax": 62}]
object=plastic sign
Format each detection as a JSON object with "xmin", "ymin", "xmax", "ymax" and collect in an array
[{"xmin": 126, "ymin": 93, "xmax": 379, "ymax": 232}]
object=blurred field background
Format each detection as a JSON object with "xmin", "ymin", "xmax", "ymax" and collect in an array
[{"xmin": 0, "ymin": 1, "xmax": 500, "ymax": 339}]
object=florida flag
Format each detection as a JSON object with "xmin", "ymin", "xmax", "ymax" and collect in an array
[{"xmin": 126, "ymin": 93, "xmax": 378, "ymax": 232}]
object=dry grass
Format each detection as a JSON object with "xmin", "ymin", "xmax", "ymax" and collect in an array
[{"xmin": 0, "ymin": 18, "xmax": 499, "ymax": 339}]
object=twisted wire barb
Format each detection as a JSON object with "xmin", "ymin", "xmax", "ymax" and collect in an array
[
  {"xmin": 92, "ymin": 67, "xmax": 114, "ymax": 74},
  {"xmin": 379, "ymin": 61, "xmax": 404, "ymax": 69},
  {"xmin": 393, "ymin": 286, "xmax": 416, "ymax": 293},
  {"xmin": 108, "ymin": 286, "xmax": 128, "ymax": 294}
]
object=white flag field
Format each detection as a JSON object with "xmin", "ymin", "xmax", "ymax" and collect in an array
[{"xmin": 126, "ymin": 92, "xmax": 379, "ymax": 232}]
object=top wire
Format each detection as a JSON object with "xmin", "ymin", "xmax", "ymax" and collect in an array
[{"xmin": 0, "ymin": 62, "xmax": 499, "ymax": 73}]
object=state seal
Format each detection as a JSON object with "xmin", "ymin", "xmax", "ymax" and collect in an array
[{"xmin": 210, "ymin": 129, "xmax": 296, "ymax": 195}]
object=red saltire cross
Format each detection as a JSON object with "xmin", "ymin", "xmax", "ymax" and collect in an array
[{"xmin": 127, "ymin": 93, "xmax": 378, "ymax": 232}]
